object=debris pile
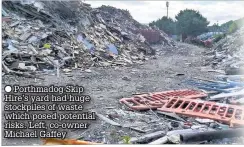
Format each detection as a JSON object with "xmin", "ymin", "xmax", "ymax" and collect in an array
[
  {"xmin": 97, "ymin": 6, "xmax": 175, "ymax": 46},
  {"xmin": 120, "ymin": 88, "xmax": 244, "ymax": 127},
  {"xmin": 2, "ymin": 1, "xmax": 175, "ymax": 76},
  {"xmin": 117, "ymin": 86, "xmax": 244, "ymax": 144},
  {"xmin": 205, "ymin": 26, "xmax": 244, "ymax": 74},
  {"xmin": 96, "ymin": 6, "xmax": 175, "ymax": 46}
]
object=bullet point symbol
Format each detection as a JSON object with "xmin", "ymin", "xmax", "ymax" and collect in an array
[{"xmin": 5, "ymin": 86, "xmax": 12, "ymax": 93}]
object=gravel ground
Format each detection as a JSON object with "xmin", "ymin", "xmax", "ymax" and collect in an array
[{"xmin": 3, "ymin": 43, "xmax": 239, "ymax": 145}]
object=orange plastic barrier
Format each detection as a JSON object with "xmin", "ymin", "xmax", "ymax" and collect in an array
[
  {"xmin": 140, "ymin": 89, "xmax": 207, "ymax": 99},
  {"xmin": 120, "ymin": 97, "xmax": 166, "ymax": 110},
  {"xmin": 120, "ymin": 90, "xmax": 244, "ymax": 126},
  {"xmin": 157, "ymin": 97, "xmax": 244, "ymax": 127},
  {"xmin": 120, "ymin": 89, "xmax": 207, "ymax": 110}
]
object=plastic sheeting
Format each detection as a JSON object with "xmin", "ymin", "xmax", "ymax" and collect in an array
[
  {"xmin": 107, "ymin": 44, "xmax": 118, "ymax": 55},
  {"xmin": 77, "ymin": 34, "xmax": 95, "ymax": 53}
]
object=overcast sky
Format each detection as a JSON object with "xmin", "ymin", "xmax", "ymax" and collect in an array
[{"xmin": 85, "ymin": 0, "xmax": 244, "ymax": 25}]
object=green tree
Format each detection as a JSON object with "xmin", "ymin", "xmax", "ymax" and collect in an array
[
  {"xmin": 228, "ymin": 17, "xmax": 244, "ymax": 33},
  {"xmin": 228, "ymin": 22, "xmax": 238, "ymax": 34},
  {"xmin": 220, "ymin": 20, "xmax": 234, "ymax": 32},
  {"xmin": 211, "ymin": 17, "xmax": 244, "ymax": 33},
  {"xmin": 208, "ymin": 23, "xmax": 219, "ymax": 32},
  {"xmin": 175, "ymin": 9, "xmax": 209, "ymax": 37},
  {"xmin": 149, "ymin": 16, "xmax": 176, "ymax": 35}
]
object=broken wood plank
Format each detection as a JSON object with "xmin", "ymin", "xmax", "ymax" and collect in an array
[
  {"xmin": 54, "ymin": 60, "xmax": 60, "ymax": 78},
  {"xmin": 201, "ymin": 90, "xmax": 219, "ymax": 95},
  {"xmin": 105, "ymin": 107, "xmax": 115, "ymax": 109},
  {"xmin": 210, "ymin": 89, "xmax": 244, "ymax": 100},
  {"xmin": 96, "ymin": 113, "xmax": 121, "ymax": 127},
  {"xmin": 229, "ymin": 97, "xmax": 244, "ymax": 105},
  {"xmin": 10, "ymin": 21, "xmax": 20, "ymax": 27},
  {"xmin": 130, "ymin": 131, "xmax": 165, "ymax": 143},
  {"xmin": 207, "ymin": 69, "xmax": 225, "ymax": 74},
  {"xmin": 95, "ymin": 112, "xmax": 146, "ymax": 133},
  {"xmin": 28, "ymin": 44, "xmax": 38, "ymax": 54},
  {"xmin": 19, "ymin": 32, "xmax": 32, "ymax": 41},
  {"xmin": 2, "ymin": 62, "xmax": 43, "ymax": 79},
  {"xmin": 156, "ymin": 111, "xmax": 185, "ymax": 122},
  {"xmin": 132, "ymin": 92, "xmax": 149, "ymax": 95},
  {"xmin": 13, "ymin": 4, "xmax": 47, "ymax": 21},
  {"xmin": 149, "ymin": 136, "xmax": 168, "ymax": 144},
  {"xmin": 216, "ymin": 75, "xmax": 244, "ymax": 82},
  {"xmin": 128, "ymin": 127, "xmax": 146, "ymax": 133}
]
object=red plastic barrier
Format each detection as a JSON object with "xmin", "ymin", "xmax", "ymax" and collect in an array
[
  {"xmin": 120, "ymin": 89, "xmax": 244, "ymax": 126},
  {"xmin": 157, "ymin": 97, "xmax": 244, "ymax": 127},
  {"xmin": 120, "ymin": 89, "xmax": 207, "ymax": 110}
]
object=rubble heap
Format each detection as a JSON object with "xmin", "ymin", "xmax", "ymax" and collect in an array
[
  {"xmin": 2, "ymin": 1, "xmax": 175, "ymax": 76},
  {"xmin": 97, "ymin": 5, "xmax": 144, "ymax": 34},
  {"xmin": 97, "ymin": 6, "xmax": 175, "ymax": 45},
  {"xmin": 205, "ymin": 26, "xmax": 244, "ymax": 74}
]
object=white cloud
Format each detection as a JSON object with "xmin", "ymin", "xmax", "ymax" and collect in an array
[{"xmin": 86, "ymin": 0, "xmax": 244, "ymax": 25}]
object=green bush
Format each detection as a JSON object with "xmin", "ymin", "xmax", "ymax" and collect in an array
[
  {"xmin": 213, "ymin": 34, "xmax": 225, "ymax": 43},
  {"xmin": 228, "ymin": 22, "xmax": 238, "ymax": 34}
]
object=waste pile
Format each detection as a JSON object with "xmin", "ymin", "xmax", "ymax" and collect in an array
[
  {"xmin": 205, "ymin": 26, "xmax": 244, "ymax": 75},
  {"xmin": 197, "ymin": 32, "xmax": 224, "ymax": 41},
  {"xmin": 2, "ymin": 1, "xmax": 175, "ymax": 77},
  {"xmin": 97, "ymin": 6, "xmax": 175, "ymax": 46},
  {"xmin": 184, "ymin": 37, "xmax": 205, "ymax": 47},
  {"xmin": 184, "ymin": 32, "xmax": 226, "ymax": 48},
  {"xmin": 105, "ymin": 27, "xmax": 244, "ymax": 144}
]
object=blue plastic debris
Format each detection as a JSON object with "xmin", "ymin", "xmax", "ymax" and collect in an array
[
  {"xmin": 77, "ymin": 34, "xmax": 95, "ymax": 53},
  {"xmin": 107, "ymin": 44, "xmax": 118, "ymax": 55},
  {"xmin": 197, "ymin": 32, "xmax": 223, "ymax": 41},
  {"xmin": 7, "ymin": 39, "xmax": 17, "ymax": 51},
  {"xmin": 227, "ymin": 81, "xmax": 244, "ymax": 87},
  {"xmin": 7, "ymin": 44, "xmax": 17, "ymax": 51},
  {"xmin": 197, "ymin": 86, "xmax": 230, "ymax": 93},
  {"xmin": 184, "ymin": 79, "xmax": 244, "ymax": 94},
  {"xmin": 83, "ymin": 39, "xmax": 94, "ymax": 51},
  {"xmin": 77, "ymin": 35, "xmax": 83, "ymax": 42},
  {"xmin": 185, "ymin": 79, "xmax": 236, "ymax": 89}
]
